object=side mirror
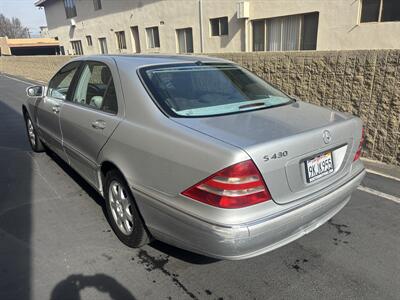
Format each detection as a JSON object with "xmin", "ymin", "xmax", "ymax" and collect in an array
[{"xmin": 26, "ymin": 86, "xmax": 44, "ymax": 98}]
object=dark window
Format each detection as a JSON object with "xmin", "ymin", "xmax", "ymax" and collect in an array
[
  {"xmin": 361, "ymin": 0, "xmax": 400, "ymax": 23},
  {"xmin": 93, "ymin": 0, "xmax": 102, "ymax": 10},
  {"xmin": 115, "ymin": 31, "xmax": 127, "ymax": 50},
  {"xmin": 360, "ymin": 0, "xmax": 380, "ymax": 22},
  {"xmin": 252, "ymin": 20, "xmax": 265, "ymax": 51},
  {"xmin": 381, "ymin": 0, "xmax": 400, "ymax": 22},
  {"xmin": 64, "ymin": 0, "xmax": 77, "ymax": 19},
  {"xmin": 71, "ymin": 40, "xmax": 83, "ymax": 55},
  {"xmin": 86, "ymin": 35, "xmax": 93, "ymax": 46},
  {"xmin": 302, "ymin": 13, "xmax": 319, "ymax": 50},
  {"xmin": 146, "ymin": 26, "xmax": 160, "ymax": 48},
  {"xmin": 72, "ymin": 62, "xmax": 118, "ymax": 114},
  {"xmin": 48, "ymin": 61, "xmax": 81, "ymax": 100},
  {"xmin": 176, "ymin": 28, "xmax": 193, "ymax": 53},
  {"xmin": 210, "ymin": 17, "xmax": 229, "ymax": 36}
]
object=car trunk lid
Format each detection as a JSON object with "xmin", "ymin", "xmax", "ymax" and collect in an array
[{"xmin": 172, "ymin": 101, "xmax": 361, "ymax": 205}]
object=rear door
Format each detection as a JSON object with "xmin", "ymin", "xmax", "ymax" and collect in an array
[
  {"xmin": 36, "ymin": 61, "xmax": 81, "ymax": 160},
  {"xmin": 59, "ymin": 59, "xmax": 123, "ymax": 188}
]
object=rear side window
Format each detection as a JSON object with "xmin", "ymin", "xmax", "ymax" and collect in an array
[
  {"xmin": 48, "ymin": 61, "xmax": 81, "ymax": 100},
  {"xmin": 71, "ymin": 62, "xmax": 118, "ymax": 114},
  {"xmin": 140, "ymin": 63, "xmax": 292, "ymax": 117}
]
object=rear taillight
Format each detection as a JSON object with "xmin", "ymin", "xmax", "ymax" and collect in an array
[
  {"xmin": 353, "ymin": 127, "xmax": 365, "ymax": 161},
  {"xmin": 182, "ymin": 160, "xmax": 272, "ymax": 209}
]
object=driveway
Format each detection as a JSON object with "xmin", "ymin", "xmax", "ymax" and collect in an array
[{"xmin": 0, "ymin": 74, "xmax": 399, "ymax": 300}]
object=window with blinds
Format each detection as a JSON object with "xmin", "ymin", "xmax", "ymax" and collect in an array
[
  {"xmin": 176, "ymin": 28, "xmax": 194, "ymax": 53},
  {"xmin": 64, "ymin": 0, "xmax": 77, "ymax": 19},
  {"xmin": 252, "ymin": 12, "xmax": 319, "ymax": 52},
  {"xmin": 146, "ymin": 26, "xmax": 160, "ymax": 48},
  {"xmin": 71, "ymin": 40, "xmax": 83, "ymax": 55},
  {"xmin": 93, "ymin": 0, "xmax": 102, "ymax": 11},
  {"xmin": 115, "ymin": 31, "xmax": 127, "ymax": 50}
]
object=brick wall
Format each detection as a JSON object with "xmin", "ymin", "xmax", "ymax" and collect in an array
[{"xmin": 1, "ymin": 50, "xmax": 399, "ymax": 165}]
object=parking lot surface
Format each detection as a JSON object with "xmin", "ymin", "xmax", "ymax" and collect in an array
[{"xmin": 0, "ymin": 74, "xmax": 399, "ymax": 300}]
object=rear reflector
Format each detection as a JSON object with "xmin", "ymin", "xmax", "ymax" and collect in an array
[
  {"xmin": 182, "ymin": 160, "xmax": 272, "ymax": 209},
  {"xmin": 353, "ymin": 127, "xmax": 365, "ymax": 161}
]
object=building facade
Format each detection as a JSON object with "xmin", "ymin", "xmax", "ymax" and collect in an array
[{"xmin": 35, "ymin": 0, "xmax": 400, "ymax": 56}]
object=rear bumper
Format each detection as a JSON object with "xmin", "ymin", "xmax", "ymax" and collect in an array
[{"xmin": 133, "ymin": 169, "xmax": 365, "ymax": 260}]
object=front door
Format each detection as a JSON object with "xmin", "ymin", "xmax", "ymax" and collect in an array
[
  {"xmin": 131, "ymin": 26, "xmax": 141, "ymax": 53},
  {"xmin": 99, "ymin": 38, "xmax": 108, "ymax": 54},
  {"xmin": 36, "ymin": 61, "xmax": 81, "ymax": 160},
  {"xmin": 60, "ymin": 60, "xmax": 121, "ymax": 188}
]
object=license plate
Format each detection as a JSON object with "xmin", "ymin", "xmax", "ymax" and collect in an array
[{"xmin": 305, "ymin": 152, "xmax": 334, "ymax": 183}]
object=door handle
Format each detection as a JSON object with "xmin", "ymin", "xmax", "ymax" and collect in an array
[
  {"xmin": 52, "ymin": 105, "xmax": 60, "ymax": 113},
  {"xmin": 91, "ymin": 120, "xmax": 106, "ymax": 130}
]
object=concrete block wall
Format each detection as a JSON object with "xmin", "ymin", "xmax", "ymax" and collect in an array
[
  {"xmin": 0, "ymin": 50, "xmax": 399, "ymax": 165},
  {"xmin": 0, "ymin": 55, "xmax": 72, "ymax": 83},
  {"xmin": 213, "ymin": 50, "xmax": 400, "ymax": 166}
]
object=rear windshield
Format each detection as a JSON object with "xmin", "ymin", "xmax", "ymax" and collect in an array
[{"xmin": 139, "ymin": 63, "xmax": 293, "ymax": 117}]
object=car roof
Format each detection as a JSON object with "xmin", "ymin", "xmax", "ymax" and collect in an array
[{"xmin": 73, "ymin": 54, "xmax": 232, "ymax": 67}]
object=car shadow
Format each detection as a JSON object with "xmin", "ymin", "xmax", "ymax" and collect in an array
[
  {"xmin": 44, "ymin": 149, "xmax": 219, "ymax": 265},
  {"xmin": 150, "ymin": 240, "xmax": 219, "ymax": 265},
  {"xmin": 0, "ymin": 87, "xmax": 33, "ymax": 300},
  {"xmin": 44, "ymin": 148, "xmax": 105, "ymax": 208},
  {"xmin": 50, "ymin": 274, "xmax": 136, "ymax": 300}
]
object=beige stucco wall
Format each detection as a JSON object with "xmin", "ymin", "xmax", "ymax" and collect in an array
[
  {"xmin": 249, "ymin": 0, "xmax": 400, "ymax": 51},
  {"xmin": 41, "ymin": 0, "xmax": 400, "ymax": 56}
]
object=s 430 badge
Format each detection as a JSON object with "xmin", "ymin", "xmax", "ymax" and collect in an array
[{"xmin": 263, "ymin": 151, "xmax": 288, "ymax": 162}]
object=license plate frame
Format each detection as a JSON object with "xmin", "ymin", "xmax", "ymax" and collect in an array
[{"xmin": 305, "ymin": 151, "xmax": 334, "ymax": 183}]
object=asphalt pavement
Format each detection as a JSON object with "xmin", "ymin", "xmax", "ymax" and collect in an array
[{"xmin": 0, "ymin": 74, "xmax": 399, "ymax": 300}]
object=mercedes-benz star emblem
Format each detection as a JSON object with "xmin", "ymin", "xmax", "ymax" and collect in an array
[{"xmin": 323, "ymin": 130, "xmax": 332, "ymax": 144}]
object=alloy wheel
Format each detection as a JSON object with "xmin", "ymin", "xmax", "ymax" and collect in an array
[
  {"xmin": 27, "ymin": 118, "xmax": 36, "ymax": 147},
  {"xmin": 108, "ymin": 180, "xmax": 134, "ymax": 235}
]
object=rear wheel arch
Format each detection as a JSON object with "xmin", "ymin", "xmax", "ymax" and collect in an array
[
  {"xmin": 99, "ymin": 161, "xmax": 133, "ymax": 198},
  {"xmin": 100, "ymin": 161, "xmax": 124, "ymax": 184}
]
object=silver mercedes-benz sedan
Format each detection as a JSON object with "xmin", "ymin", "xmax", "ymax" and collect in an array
[{"xmin": 23, "ymin": 55, "xmax": 365, "ymax": 260}]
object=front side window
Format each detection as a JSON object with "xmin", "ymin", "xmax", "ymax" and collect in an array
[
  {"xmin": 146, "ymin": 26, "xmax": 160, "ymax": 48},
  {"xmin": 72, "ymin": 62, "xmax": 118, "ymax": 114},
  {"xmin": 176, "ymin": 28, "xmax": 193, "ymax": 53},
  {"xmin": 210, "ymin": 17, "xmax": 229, "ymax": 36},
  {"xmin": 64, "ymin": 0, "xmax": 77, "ymax": 19},
  {"xmin": 361, "ymin": 0, "xmax": 400, "ymax": 22},
  {"xmin": 140, "ymin": 64, "xmax": 292, "ymax": 118},
  {"xmin": 48, "ymin": 61, "xmax": 81, "ymax": 100},
  {"xmin": 116, "ymin": 31, "xmax": 127, "ymax": 50}
]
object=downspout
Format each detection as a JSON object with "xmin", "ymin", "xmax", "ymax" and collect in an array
[{"xmin": 199, "ymin": 0, "xmax": 204, "ymax": 53}]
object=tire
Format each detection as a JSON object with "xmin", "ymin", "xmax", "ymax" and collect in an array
[
  {"xmin": 104, "ymin": 169, "xmax": 151, "ymax": 247},
  {"xmin": 24, "ymin": 114, "xmax": 45, "ymax": 152}
]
